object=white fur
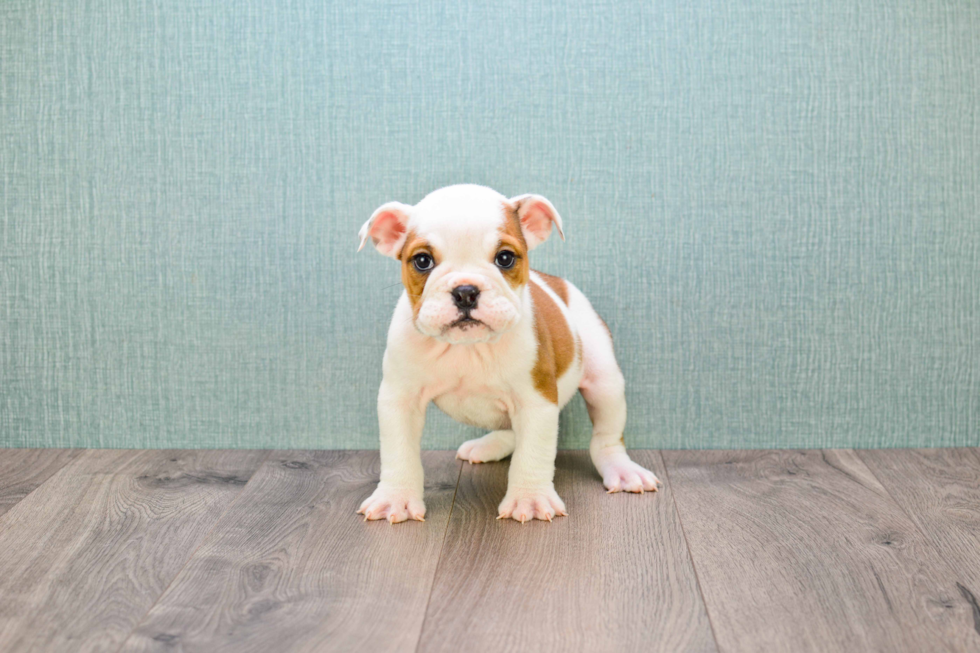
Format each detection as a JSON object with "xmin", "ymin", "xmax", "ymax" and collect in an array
[{"xmin": 357, "ymin": 185, "xmax": 660, "ymax": 524}]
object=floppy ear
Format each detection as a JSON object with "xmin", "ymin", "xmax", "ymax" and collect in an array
[
  {"xmin": 509, "ymin": 194, "xmax": 564, "ymax": 251},
  {"xmin": 358, "ymin": 201, "xmax": 413, "ymax": 258}
]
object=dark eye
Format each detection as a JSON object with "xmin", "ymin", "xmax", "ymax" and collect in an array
[
  {"xmin": 412, "ymin": 253, "xmax": 434, "ymax": 272},
  {"xmin": 495, "ymin": 250, "xmax": 516, "ymax": 269}
]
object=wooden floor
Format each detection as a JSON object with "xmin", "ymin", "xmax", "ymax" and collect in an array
[{"xmin": 0, "ymin": 449, "xmax": 979, "ymax": 652}]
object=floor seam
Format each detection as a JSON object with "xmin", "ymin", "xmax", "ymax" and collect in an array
[
  {"xmin": 659, "ymin": 449, "xmax": 726, "ymax": 653},
  {"xmin": 111, "ymin": 448, "xmax": 275, "ymax": 653},
  {"xmin": 413, "ymin": 456, "xmax": 464, "ymax": 653},
  {"xmin": 0, "ymin": 449, "xmax": 85, "ymax": 524},
  {"xmin": 853, "ymin": 448, "xmax": 980, "ymax": 601},
  {"xmin": 854, "ymin": 447, "xmax": 947, "ymax": 546}
]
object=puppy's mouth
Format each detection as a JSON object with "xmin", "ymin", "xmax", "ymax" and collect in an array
[{"xmin": 445, "ymin": 314, "xmax": 488, "ymax": 332}]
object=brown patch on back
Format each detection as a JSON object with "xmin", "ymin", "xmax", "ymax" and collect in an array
[
  {"xmin": 399, "ymin": 230, "xmax": 434, "ymax": 316},
  {"xmin": 533, "ymin": 270, "xmax": 569, "ymax": 304},
  {"xmin": 530, "ymin": 280, "xmax": 576, "ymax": 404}
]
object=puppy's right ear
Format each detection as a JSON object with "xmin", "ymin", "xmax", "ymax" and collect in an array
[
  {"xmin": 509, "ymin": 194, "xmax": 564, "ymax": 251},
  {"xmin": 358, "ymin": 202, "xmax": 413, "ymax": 258}
]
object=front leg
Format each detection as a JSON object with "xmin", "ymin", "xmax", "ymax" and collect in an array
[
  {"xmin": 498, "ymin": 399, "xmax": 567, "ymax": 523},
  {"xmin": 358, "ymin": 382, "xmax": 427, "ymax": 523}
]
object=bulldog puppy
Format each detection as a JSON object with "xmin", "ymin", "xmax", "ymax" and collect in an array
[{"xmin": 356, "ymin": 184, "xmax": 660, "ymax": 523}]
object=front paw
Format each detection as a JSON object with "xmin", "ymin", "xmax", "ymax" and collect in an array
[
  {"xmin": 498, "ymin": 486, "xmax": 567, "ymax": 523},
  {"xmin": 357, "ymin": 486, "xmax": 426, "ymax": 523},
  {"xmin": 596, "ymin": 457, "xmax": 662, "ymax": 493}
]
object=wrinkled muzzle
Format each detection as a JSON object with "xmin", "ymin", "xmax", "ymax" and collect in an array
[{"xmin": 414, "ymin": 271, "xmax": 522, "ymax": 344}]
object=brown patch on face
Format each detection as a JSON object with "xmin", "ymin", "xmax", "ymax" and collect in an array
[
  {"xmin": 533, "ymin": 270, "xmax": 569, "ymax": 304},
  {"xmin": 399, "ymin": 230, "xmax": 435, "ymax": 317},
  {"xmin": 497, "ymin": 203, "xmax": 529, "ymax": 290},
  {"xmin": 530, "ymin": 279, "xmax": 576, "ymax": 404}
]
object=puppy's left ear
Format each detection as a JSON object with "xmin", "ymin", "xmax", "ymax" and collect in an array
[
  {"xmin": 358, "ymin": 201, "xmax": 413, "ymax": 258},
  {"xmin": 509, "ymin": 194, "xmax": 564, "ymax": 250}
]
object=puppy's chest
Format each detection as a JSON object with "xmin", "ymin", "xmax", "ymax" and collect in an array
[
  {"xmin": 425, "ymin": 347, "xmax": 521, "ymax": 396},
  {"xmin": 425, "ymin": 347, "xmax": 526, "ymax": 430}
]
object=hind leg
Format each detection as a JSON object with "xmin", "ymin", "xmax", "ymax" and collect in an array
[
  {"xmin": 580, "ymin": 329, "xmax": 661, "ymax": 493},
  {"xmin": 456, "ymin": 429, "xmax": 516, "ymax": 463}
]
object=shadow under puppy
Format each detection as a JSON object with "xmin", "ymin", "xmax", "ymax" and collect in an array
[{"xmin": 357, "ymin": 184, "xmax": 661, "ymax": 523}]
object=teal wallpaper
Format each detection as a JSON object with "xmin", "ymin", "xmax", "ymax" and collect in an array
[{"xmin": 1, "ymin": 0, "xmax": 978, "ymax": 450}]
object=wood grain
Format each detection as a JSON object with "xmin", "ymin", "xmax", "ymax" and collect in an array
[
  {"xmin": 118, "ymin": 451, "xmax": 461, "ymax": 653},
  {"xmin": 858, "ymin": 448, "xmax": 980, "ymax": 615},
  {"xmin": 0, "ymin": 449, "xmax": 80, "ymax": 516},
  {"xmin": 417, "ymin": 451, "xmax": 718, "ymax": 653},
  {"xmin": 663, "ymin": 449, "xmax": 980, "ymax": 652},
  {"xmin": 0, "ymin": 449, "xmax": 267, "ymax": 653}
]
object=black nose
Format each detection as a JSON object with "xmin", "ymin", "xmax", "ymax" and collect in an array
[{"xmin": 451, "ymin": 285, "xmax": 480, "ymax": 310}]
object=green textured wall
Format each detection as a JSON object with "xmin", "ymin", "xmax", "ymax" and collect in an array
[{"xmin": 2, "ymin": 0, "xmax": 978, "ymax": 450}]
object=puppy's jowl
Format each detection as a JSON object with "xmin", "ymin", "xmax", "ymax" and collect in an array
[{"xmin": 357, "ymin": 185, "xmax": 660, "ymax": 523}]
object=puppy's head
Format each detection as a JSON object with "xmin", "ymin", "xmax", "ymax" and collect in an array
[{"xmin": 359, "ymin": 184, "xmax": 563, "ymax": 344}]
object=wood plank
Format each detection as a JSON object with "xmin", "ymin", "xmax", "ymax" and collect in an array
[
  {"xmin": 0, "ymin": 449, "xmax": 81, "ymax": 516},
  {"xmin": 0, "ymin": 449, "xmax": 267, "ymax": 653},
  {"xmin": 858, "ymin": 449, "xmax": 980, "ymax": 610},
  {"xmin": 662, "ymin": 449, "xmax": 980, "ymax": 653},
  {"xmin": 118, "ymin": 451, "xmax": 461, "ymax": 653},
  {"xmin": 418, "ymin": 451, "xmax": 718, "ymax": 653}
]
